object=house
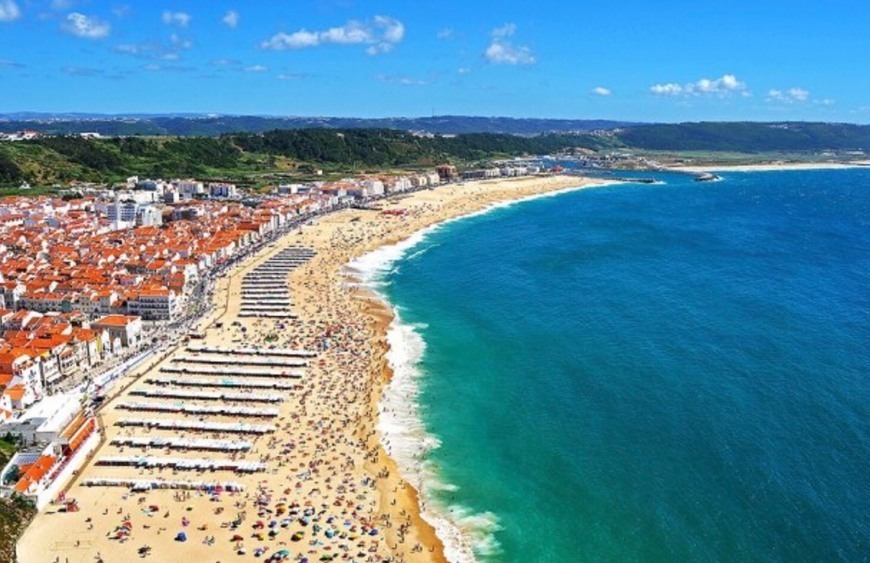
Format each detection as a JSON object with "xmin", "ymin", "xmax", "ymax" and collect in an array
[{"xmin": 91, "ymin": 315, "xmax": 142, "ymax": 349}]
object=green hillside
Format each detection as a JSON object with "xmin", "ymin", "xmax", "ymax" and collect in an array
[
  {"xmin": 0, "ymin": 130, "xmax": 614, "ymax": 187},
  {"xmin": 0, "ymin": 121, "xmax": 867, "ymax": 189}
]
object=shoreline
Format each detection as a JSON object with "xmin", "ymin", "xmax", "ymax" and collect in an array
[
  {"xmin": 667, "ymin": 161, "xmax": 870, "ymax": 173},
  {"xmin": 17, "ymin": 174, "xmax": 615, "ymax": 563},
  {"xmin": 347, "ymin": 178, "xmax": 620, "ymax": 561}
]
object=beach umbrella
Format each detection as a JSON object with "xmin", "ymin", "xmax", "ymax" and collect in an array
[
  {"xmin": 231, "ymin": 534, "xmax": 244, "ymax": 542},
  {"xmin": 175, "ymin": 532, "xmax": 187, "ymax": 542}
]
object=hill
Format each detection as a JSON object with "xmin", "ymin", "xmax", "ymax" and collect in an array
[
  {"xmin": 0, "ymin": 115, "xmax": 632, "ymax": 137},
  {"xmin": 0, "ymin": 129, "xmax": 615, "ymax": 187},
  {"xmin": 617, "ymin": 122, "xmax": 870, "ymax": 151},
  {"xmin": 0, "ymin": 121, "xmax": 868, "ymax": 188}
]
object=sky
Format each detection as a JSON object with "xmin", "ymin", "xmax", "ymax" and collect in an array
[{"xmin": 0, "ymin": 0, "xmax": 867, "ymax": 122}]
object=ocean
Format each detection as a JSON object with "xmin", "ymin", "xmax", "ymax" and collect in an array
[{"xmin": 355, "ymin": 169, "xmax": 870, "ymax": 562}]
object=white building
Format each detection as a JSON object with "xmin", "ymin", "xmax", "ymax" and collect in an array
[
  {"xmin": 136, "ymin": 205, "xmax": 163, "ymax": 227},
  {"xmin": 208, "ymin": 183, "xmax": 238, "ymax": 199}
]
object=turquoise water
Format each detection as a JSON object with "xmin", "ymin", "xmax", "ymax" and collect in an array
[{"xmin": 373, "ymin": 169, "xmax": 870, "ymax": 562}]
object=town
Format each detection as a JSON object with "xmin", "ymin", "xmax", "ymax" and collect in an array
[{"xmin": 0, "ymin": 161, "xmax": 548, "ymax": 512}]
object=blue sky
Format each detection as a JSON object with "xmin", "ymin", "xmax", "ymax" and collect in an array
[{"xmin": 0, "ymin": 0, "xmax": 867, "ymax": 122}]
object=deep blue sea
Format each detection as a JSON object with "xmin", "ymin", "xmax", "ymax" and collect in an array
[{"xmin": 362, "ymin": 169, "xmax": 870, "ymax": 562}]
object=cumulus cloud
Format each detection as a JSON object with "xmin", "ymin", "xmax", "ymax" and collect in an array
[
  {"xmin": 162, "ymin": 10, "xmax": 190, "ymax": 27},
  {"xmin": 63, "ymin": 12, "xmax": 111, "ymax": 38},
  {"xmin": 766, "ymin": 87, "xmax": 810, "ymax": 103},
  {"xmin": 222, "ymin": 10, "xmax": 238, "ymax": 29},
  {"xmin": 484, "ymin": 23, "xmax": 535, "ymax": 65},
  {"xmin": 0, "ymin": 0, "xmax": 21, "ymax": 22},
  {"xmin": 650, "ymin": 74, "xmax": 748, "ymax": 97},
  {"xmin": 591, "ymin": 86, "xmax": 611, "ymax": 96},
  {"xmin": 261, "ymin": 15, "xmax": 404, "ymax": 56}
]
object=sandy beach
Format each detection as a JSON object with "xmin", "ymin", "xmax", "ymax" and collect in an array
[
  {"xmin": 669, "ymin": 161, "xmax": 870, "ymax": 173},
  {"xmin": 17, "ymin": 174, "xmax": 611, "ymax": 563}
]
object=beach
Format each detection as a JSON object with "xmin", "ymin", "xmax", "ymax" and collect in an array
[
  {"xmin": 17, "ymin": 174, "xmax": 611, "ymax": 563},
  {"xmin": 668, "ymin": 161, "xmax": 870, "ymax": 173}
]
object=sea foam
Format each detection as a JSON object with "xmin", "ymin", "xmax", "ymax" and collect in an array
[{"xmin": 344, "ymin": 181, "xmax": 612, "ymax": 561}]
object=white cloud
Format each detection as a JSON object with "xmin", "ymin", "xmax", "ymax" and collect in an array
[
  {"xmin": 51, "ymin": 0, "xmax": 73, "ymax": 10},
  {"xmin": 245, "ymin": 64, "xmax": 268, "ymax": 72},
  {"xmin": 63, "ymin": 66, "xmax": 103, "ymax": 76},
  {"xmin": 766, "ymin": 87, "xmax": 810, "ymax": 103},
  {"xmin": 650, "ymin": 74, "xmax": 747, "ymax": 97},
  {"xmin": 0, "ymin": 0, "xmax": 22, "ymax": 22},
  {"xmin": 222, "ymin": 10, "xmax": 238, "ymax": 29},
  {"xmin": 436, "ymin": 27, "xmax": 453, "ymax": 39},
  {"xmin": 63, "ymin": 12, "xmax": 111, "ymax": 39},
  {"xmin": 211, "ymin": 58, "xmax": 240, "ymax": 67},
  {"xmin": 114, "ymin": 34, "xmax": 191, "ymax": 61},
  {"xmin": 169, "ymin": 33, "xmax": 192, "ymax": 50},
  {"xmin": 484, "ymin": 24, "xmax": 535, "ymax": 65},
  {"xmin": 114, "ymin": 43, "xmax": 144, "ymax": 55},
  {"xmin": 377, "ymin": 74, "xmax": 429, "ymax": 86},
  {"xmin": 457, "ymin": 67, "xmax": 471, "ymax": 75},
  {"xmin": 261, "ymin": 15, "xmax": 404, "ymax": 56},
  {"xmin": 485, "ymin": 42, "xmax": 534, "ymax": 65},
  {"xmin": 650, "ymin": 83, "xmax": 684, "ymax": 96},
  {"xmin": 491, "ymin": 23, "xmax": 517, "ymax": 38},
  {"xmin": 162, "ymin": 10, "xmax": 190, "ymax": 27},
  {"xmin": 591, "ymin": 86, "xmax": 611, "ymax": 96}
]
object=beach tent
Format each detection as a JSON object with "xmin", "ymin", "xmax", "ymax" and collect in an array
[{"xmin": 175, "ymin": 531, "xmax": 187, "ymax": 542}]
